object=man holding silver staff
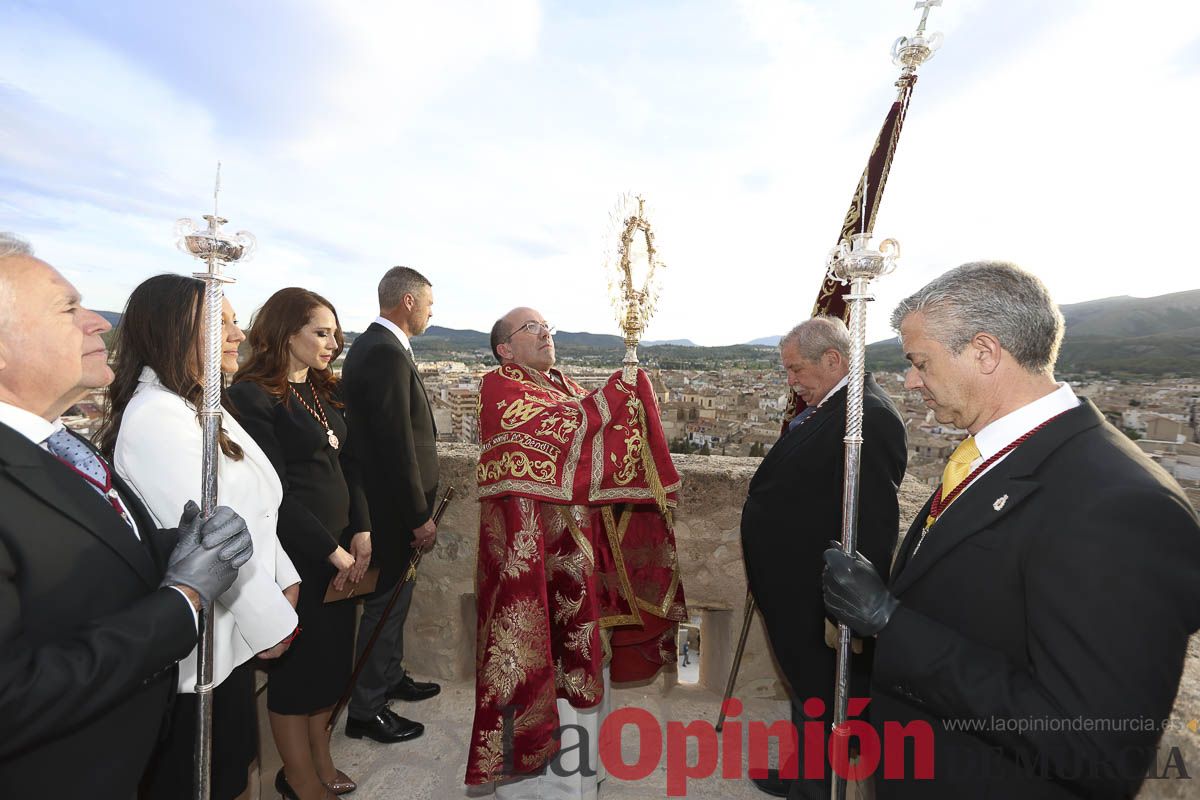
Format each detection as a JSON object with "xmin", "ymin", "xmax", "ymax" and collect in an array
[
  {"xmin": 740, "ymin": 316, "xmax": 907, "ymax": 799},
  {"xmin": 823, "ymin": 261, "xmax": 1200, "ymax": 798},
  {"xmin": 0, "ymin": 233, "xmax": 254, "ymax": 799}
]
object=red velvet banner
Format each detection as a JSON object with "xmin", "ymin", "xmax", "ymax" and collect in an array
[{"xmin": 783, "ymin": 75, "xmax": 918, "ymax": 433}]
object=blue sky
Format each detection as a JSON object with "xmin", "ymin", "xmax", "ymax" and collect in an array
[{"xmin": 2, "ymin": 0, "xmax": 1198, "ymax": 345}]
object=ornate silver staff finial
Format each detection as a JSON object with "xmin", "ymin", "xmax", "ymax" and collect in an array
[
  {"xmin": 173, "ymin": 162, "xmax": 256, "ymax": 800},
  {"xmin": 892, "ymin": 0, "xmax": 944, "ymax": 75},
  {"xmin": 825, "ymin": 232, "xmax": 900, "ymax": 287},
  {"xmin": 175, "ymin": 164, "xmax": 257, "ymax": 272},
  {"xmin": 826, "ymin": 231, "xmax": 899, "ymax": 800}
]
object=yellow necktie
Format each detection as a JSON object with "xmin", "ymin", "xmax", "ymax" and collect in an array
[
  {"xmin": 942, "ymin": 435, "xmax": 981, "ymax": 499},
  {"xmin": 925, "ymin": 435, "xmax": 980, "ymax": 528}
]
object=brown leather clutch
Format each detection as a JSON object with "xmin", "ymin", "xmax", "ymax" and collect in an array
[{"xmin": 323, "ymin": 567, "xmax": 380, "ymax": 603}]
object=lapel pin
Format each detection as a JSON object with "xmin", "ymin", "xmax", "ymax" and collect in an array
[{"xmin": 993, "ymin": 494, "xmax": 1009, "ymax": 511}]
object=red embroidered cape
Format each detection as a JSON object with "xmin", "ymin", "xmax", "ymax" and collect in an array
[{"xmin": 465, "ymin": 365, "xmax": 687, "ymax": 785}]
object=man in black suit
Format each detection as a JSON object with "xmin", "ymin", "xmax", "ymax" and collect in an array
[
  {"xmin": 824, "ymin": 261, "xmax": 1200, "ymax": 799},
  {"xmin": 741, "ymin": 316, "xmax": 907, "ymax": 800},
  {"xmin": 0, "ymin": 234, "xmax": 253, "ymax": 799},
  {"xmin": 340, "ymin": 265, "xmax": 441, "ymax": 743}
]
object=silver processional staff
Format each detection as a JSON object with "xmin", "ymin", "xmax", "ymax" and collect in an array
[{"xmin": 174, "ymin": 164, "xmax": 257, "ymax": 800}]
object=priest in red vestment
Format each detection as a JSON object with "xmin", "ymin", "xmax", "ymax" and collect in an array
[{"xmin": 465, "ymin": 307, "xmax": 687, "ymax": 796}]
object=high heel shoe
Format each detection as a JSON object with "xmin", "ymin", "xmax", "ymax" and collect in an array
[
  {"xmin": 275, "ymin": 768, "xmax": 300, "ymax": 800},
  {"xmin": 323, "ymin": 768, "xmax": 357, "ymax": 794},
  {"xmin": 276, "ymin": 766, "xmax": 340, "ymax": 799}
]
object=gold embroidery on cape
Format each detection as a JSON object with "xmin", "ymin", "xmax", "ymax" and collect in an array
[
  {"xmin": 656, "ymin": 627, "xmax": 674, "ymax": 663},
  {"xmin": 500, "ymin": 536, "xmax": 537, "ymax": 580},
  {"xmin": 473, "ymin": 723, "xmax": 505, "ymax": 779},
  {"xmin": 481, "ymin": 597, "xmax": 548, "ymax": 706},
  {"xmin": 597, "ymin": 505, "xmax": 642, "ymax": 628},
  {"xmin": 589, "ymin": 388, "xmax": 612, "ymax": 496},
  {"xmin": 482, "ymin": 500, "xmax": 507, "ymax": 564},
  {"xmin": 556, "ymin": 505, "xmax": 594, "ymax": 568},
  {"xmin": 514, "ymin": 689, "xmax": 555, "ymax": 738},
  {"xmin": 500, "ymin": 394, "xmax": 553, "ymax": 429},
  {"xmin": 608, "ymin": 504, "xmax": 684, "ymax": 622},
  {"xmin": 499, "ymin": 499, "xmax": 540, "ymax": 580},
  {"xmin": 478, "ymin": 476, "xmax": 572, "ymax": 502},
  {"xmin": 545, "ymin": 548, "xmax": 589, "ymax": 583},
  {"xmin": 635, "ymin": 397, "xmax": 671, "ymax": 513},
  {"xmin": 522, "ymin": 739, "xmax": 559, "ymax": 771},
  {"xmin": 483, "ymin": 430, "xmax": 562, "ymax": 460},
  {"xmin": 609, "ymin": 383, "xmax": 644, "ymax": 486},
  {"xmin": 543, "ymin": 508, "xmax": 566, "ymax": 547},
  {"xmin": 643, "ymin": 567, "xmax": 682, "ymax": 621},
  {"xmin": 478, "ymin": 369, "xmax": 587, "ymax": 503},
  {"xmin": 565, "ymin": 621, "xmax": 598, "ymax": 660},
  {"xmin": 536, "ymin": 407, "xmax": 582, "ymax": 444},
  {"xmin": 623, "ymin": 539, "xmax": 677, "ymax": 570},
  {"xmin": 587, "ymin": 377, "xmax": 681, "ymax": 505},
  {"xmin": 478, "ymin": 451, "xmax": 558, "ymax": 484},
  {"xmin": 498, "ymin": 364, "xmax": 577, "ymax": 398},
  {"xmin": 553, "ymin": 588, "xmax": 585, "ymax": 625},
  {"xmin": 554, "ymin": 658, "xmax": 601, "ymax": 702},
  {"xmin": 615, "ymin": 502, "xmax": 632, "ymax": 543}
]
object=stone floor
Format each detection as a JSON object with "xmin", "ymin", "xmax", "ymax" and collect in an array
[{"xmin": 254, "ymin": 677, "xmax": 868, "ymax": 800}]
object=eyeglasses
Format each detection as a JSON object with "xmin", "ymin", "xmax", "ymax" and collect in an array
[{"xmin": 504, "ymin": 321, "xmax": 556, "ymax": 341}]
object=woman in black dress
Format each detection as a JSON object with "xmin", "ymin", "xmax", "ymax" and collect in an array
[{"xmin": 229, "ymin": 288, "xmax": 370, "ymax": 800}]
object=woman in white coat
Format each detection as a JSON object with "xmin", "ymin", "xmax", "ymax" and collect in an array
[{"xmin": 98, "ymin": 274, "xmax": 300, "ymax": 800}]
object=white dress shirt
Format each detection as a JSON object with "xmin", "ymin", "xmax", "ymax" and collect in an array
[
  {"xmin": 964, "ymin": 381, "xmax": 1080, "ymax": 490},
  {"xmin": 374, "ymin": 315, "xmax": 412, "ymax": 354},
  {"xmin": 114, "ymin": 368, "xmax": 300, "ymax": 691},
  {"xmin": 0, "ymin": 400, "xmax": 58, "ymax": 444}
]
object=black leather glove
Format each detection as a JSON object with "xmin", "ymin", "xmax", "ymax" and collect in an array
[
  {"xmin": 822, "ymin": 548, "xmax": 898, "ymax": 637},
  {"xmin": 160, "ymin": 501, "xmax": 254, "ymax": 609}
]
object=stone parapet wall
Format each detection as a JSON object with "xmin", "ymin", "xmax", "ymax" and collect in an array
[
  {"xmin": 403, "ymin": 446, "xmax": 963, "ymax": 694},
  {"xmin": 406, "ymin": 444, "xmax": 1199, "ymax": 795}
]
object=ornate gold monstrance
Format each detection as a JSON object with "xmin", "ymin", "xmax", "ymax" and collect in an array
[{"xmin": 605, "ymin": 193, "xmax": 664, "ymax": 383}]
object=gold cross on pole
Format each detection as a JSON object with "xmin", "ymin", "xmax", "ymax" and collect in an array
[{"xmin": 914, "ymin": 0, "xmax": 942, "ymax": 34}]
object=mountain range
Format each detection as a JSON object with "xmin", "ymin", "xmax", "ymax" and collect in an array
[
  {"xmin": 409, "ymin": 289, "xmax": 1200, "ymax": 375},
  {"xmin": 864, "ymin": 288, "xmax": 1200, "ymax": 376},
  {"xmin": 98, "ymin": 289, "xmax": 1200, "ymax": 375}
]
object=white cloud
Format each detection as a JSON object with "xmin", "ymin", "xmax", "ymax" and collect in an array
[
  {"xmin": 1, "ymin": 0, "xmax": 1197, "ymax": 349},
  {"xmin": 290, "ymin": 0, "xmax": 543, "ymax": 158}
]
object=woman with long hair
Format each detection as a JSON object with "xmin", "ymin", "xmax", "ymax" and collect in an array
[
  {"xmin": 98, "ymin": 274, "xmax": 300, "ymax": 800},
  {"xmin": 230, "ymin": 287, "xmax": 370, "ymax": 800}
]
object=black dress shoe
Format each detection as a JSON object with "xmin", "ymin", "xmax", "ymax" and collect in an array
[
  {"xmin": 750, "ymin": 768, "xmax": 792, "ymax": 797},
  {"xmin": 345, "ymin": 707, "xmax": 425, "ymax": 742},
  {"xmin": 387, "ymin": 674, "xmax": 441, "ymax": 702}
]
